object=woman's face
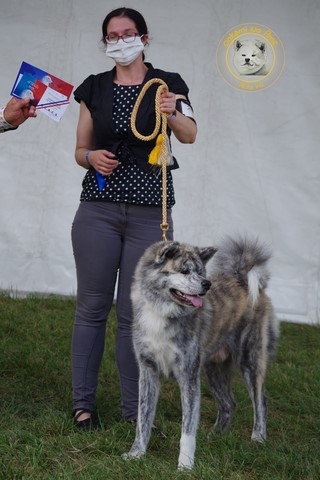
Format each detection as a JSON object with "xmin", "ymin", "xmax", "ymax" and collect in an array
[{"xmin": 106, "ymin": 16, "xmax": 148, "ymax": 45}]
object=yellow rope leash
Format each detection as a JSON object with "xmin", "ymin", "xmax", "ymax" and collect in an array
[{"xmin": 130, "ymin": 78, "xmax": 171, "ymax": 241}]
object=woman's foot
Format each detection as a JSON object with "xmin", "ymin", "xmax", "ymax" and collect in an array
[{"xmin": 73, "ymin": 409, "xmax": 94, "ymax": 431}]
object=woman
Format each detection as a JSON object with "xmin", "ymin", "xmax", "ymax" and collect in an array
[{"xmin": 72, "ymin": 7, "xmax": 197, "ymax": 430}]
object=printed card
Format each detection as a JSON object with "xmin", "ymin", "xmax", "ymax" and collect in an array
[{"xmin": 11, "ymin": 61, "xmax": 74, "ymax": 122}]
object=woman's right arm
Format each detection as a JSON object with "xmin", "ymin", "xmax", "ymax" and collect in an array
[
  {"xmin": 75, "ymin": 101, "xmax": 95, "ymax": 169},
  {"xmin": 75, "ymin": 101, "xmax": 119, "ymax": 175}
]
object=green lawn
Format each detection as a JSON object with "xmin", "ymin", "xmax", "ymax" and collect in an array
[{"xmin": 0, "ymin": 294, "xmax": 319, "ymax": 479}]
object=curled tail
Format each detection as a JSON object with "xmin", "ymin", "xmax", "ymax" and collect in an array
[{"xmin": 211, "ymin": 236, "xmax": 271, "ymax": 305}]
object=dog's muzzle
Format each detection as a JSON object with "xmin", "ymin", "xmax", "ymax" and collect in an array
[{"xmin": 170, "ymin": 279, "xmax": 211, "ymax": 308}]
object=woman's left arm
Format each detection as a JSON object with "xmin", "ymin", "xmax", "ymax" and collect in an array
[{"xmin": 160, "ymin": 91, "xmax": 197, "ymax": 144}]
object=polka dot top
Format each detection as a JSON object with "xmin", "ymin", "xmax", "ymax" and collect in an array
[{"xmin": 80, "ymin": 83, "xmax": 175, "ymax": 207}]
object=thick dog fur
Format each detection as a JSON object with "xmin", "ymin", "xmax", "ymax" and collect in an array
[{"xmin": 123, "ymin": 237, "xmax": 278, "ymax": 469}]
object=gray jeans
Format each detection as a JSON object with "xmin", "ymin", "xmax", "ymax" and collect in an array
[{"xmin": 71, "ymin": 201, "xmax": 173, "ymax": 420}]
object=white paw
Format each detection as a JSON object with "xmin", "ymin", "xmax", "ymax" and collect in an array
[
  {"xmin": 178, "ymin": 462, "xmax": 193, "ymax": 471},
  {"xmin": 178, "ymin": 453, "xmax": 194, "ymax": 470},
  {"xmin": 251, "ymin": 432, "xmax": 266, "ymax": 443},
  {"xmin": 178, "ymin": 433, "xmax": 195, "ymax": 470},
  {"xmin": 122, "ymin": 450, "xmax": 145, "ymax": 461}
]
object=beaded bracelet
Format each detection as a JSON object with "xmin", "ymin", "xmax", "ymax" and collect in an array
[
  {"xmin": 168, "ymin": 110, "xmax": 177, "ymax": 120},
  {"xmin": 85, "ymin": 149, "xmax": 92, "ymax": 167}
]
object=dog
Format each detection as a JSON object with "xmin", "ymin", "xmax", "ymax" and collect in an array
[
  {"xmin": 234, "ymin": 40, "xmax": 268, "ymax": 75},
  {"xmin": 123, "ymin": 237, "xmax": 278, "ymax": 470}
]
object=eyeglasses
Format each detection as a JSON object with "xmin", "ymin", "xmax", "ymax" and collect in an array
[{"xmin": 105, "ymin": 33, "xmax": 142, "ymax": 44}]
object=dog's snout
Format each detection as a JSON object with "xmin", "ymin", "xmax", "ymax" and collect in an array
[
  {"xmin": 245, "ymin": 57, "xmax": 250, "ymax": 63},
  {"xmin": 202, "ymin": 279, "xmax": 211, "ymax": 291}
]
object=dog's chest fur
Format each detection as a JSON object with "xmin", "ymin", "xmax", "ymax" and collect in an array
[{"xmin": 134, "ymin": 305, "xmax": 200, "ymax": 378}]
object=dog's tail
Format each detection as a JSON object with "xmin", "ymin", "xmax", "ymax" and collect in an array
[{"xmin": 211, "ymin": 236, "xmax": 271, "ymax": 305}]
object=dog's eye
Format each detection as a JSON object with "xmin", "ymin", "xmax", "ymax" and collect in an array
[{"xmin": 180, "ymin": 267, "xmax": 190, "ymax": 275}]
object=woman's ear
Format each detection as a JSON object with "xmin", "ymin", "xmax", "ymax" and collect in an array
[{"xmin": 141, "ymin": 34, "xmax": 149, "ymax": 46}]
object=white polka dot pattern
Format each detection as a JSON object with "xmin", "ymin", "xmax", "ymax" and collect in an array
[{"xmin": 80, "ymin": 84, "xmax": 175, "ymax": 207}]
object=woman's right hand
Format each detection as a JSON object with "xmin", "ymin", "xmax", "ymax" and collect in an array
[{"xmin": 88, "ymin": 149, "xmax": 120, "ymax": 176}]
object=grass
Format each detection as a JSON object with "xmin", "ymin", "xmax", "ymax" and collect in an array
[{"xmin": 0, "ymin": 294, "xmax": 319, "ymax": 480}]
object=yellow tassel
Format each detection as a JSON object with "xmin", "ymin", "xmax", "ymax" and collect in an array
[{"xmin": 148, "ymin": 133, "xmax": 164, "ymax": 165}]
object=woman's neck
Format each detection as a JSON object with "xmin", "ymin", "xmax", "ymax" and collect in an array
[{"xmin": 113, "ymin": 62, "xmax": 148, "ymax": 86}]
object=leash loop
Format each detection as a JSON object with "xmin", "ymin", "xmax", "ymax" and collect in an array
[{"xmin": 131, "ymin": 78, "xmax": 171, "ymax": 241}]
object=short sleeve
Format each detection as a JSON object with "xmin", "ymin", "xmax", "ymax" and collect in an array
[
  {"xmin": 152, "ymin": 68, "xmax": 190, "ymax": 99},
  {"xmin": 167, "ymin": 73, "xmax": 189, "ymax": 97},
  {"xmin": 73, "ymin": 75, "xmax": 95, "ymax": 109}
]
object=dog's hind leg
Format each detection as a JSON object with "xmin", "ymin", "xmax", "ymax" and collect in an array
[
  {"xmin": 176, "ymin": 366, "xmax": 201, "ymax": 470},
  {"xmin": 204, "ymin": 356, "xmax": 236, "ymax": 434},
  {"xmin": 240, "ymin": 364, "xmax": 267, "ymax": 442},
  {"xmin": 123, "ymin": 364, "xmax": 160, "ymax": 460},
  {"xmin": 238, "ymin": 334, "xmax": 268, "ymax": 442}
]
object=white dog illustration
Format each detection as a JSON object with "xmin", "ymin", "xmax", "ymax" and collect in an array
[
  {"xmin": 234, "ymin": 40, "xmax": 268, "ymax": 75},
  {"xmin": 21, "ymin": 89, "xmax": 35, "ymax": 100},
  {"xmin": 41, "ymin": 75, "xmax": 53, "ymax": 86}
]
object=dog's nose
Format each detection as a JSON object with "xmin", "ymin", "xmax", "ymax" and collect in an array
[
  {"xmin": 202, "ymin": 279, "xmax": 211, "ymax": 291},
  {"xmin": 245, "ymin": 58, "xmax": 250, "ymax": 63}
]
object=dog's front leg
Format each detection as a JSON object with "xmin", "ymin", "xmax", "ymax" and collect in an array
[
  {"xmin": 176, "ymin": 366, "xmax": 201, "ymax": 470},
  {"xmin": 123, "ymin": 364, "xmax": 160, "ymax": 460}
]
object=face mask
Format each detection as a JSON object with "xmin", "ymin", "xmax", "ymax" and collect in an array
[{"xmin": 106, "ymin": 36, "xmax": 145, "ymax": 66}]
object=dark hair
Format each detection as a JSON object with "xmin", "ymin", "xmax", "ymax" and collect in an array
[{"xmin": 101, "ymin": 7, "xmax": 148, "ymax": 45}]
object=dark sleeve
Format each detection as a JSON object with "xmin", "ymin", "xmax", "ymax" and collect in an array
[
  {"xmin": 158, "ymin": 70, "xmax": 190, "ymax": 99},
  {"xmin": 149, "ymin": 67, "xmax": 189, "ymax": 97},
  {"xmin": 73, "ymin": 75, "xmax": 95, "ymax": 109},
  {"xmin": 160, "ymin": 71, "xmax": 195, "ymax": 122},
  {"xmin": 167, "ymin": 73, "xmax": 189, "ymax": 97}
]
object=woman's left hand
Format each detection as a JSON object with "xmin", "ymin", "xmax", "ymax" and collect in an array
[
  {"xmin": 159, "ymin": 91, "xmax": 176, "ymax": 117},
  {"xmin": 159, "ymin": 91, "xmax": 197, "ymax": 144}
]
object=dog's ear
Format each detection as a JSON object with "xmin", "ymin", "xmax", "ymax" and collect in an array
[
  {"xmin": 155, "ymin": 241, "xmax": 180, "ymax": 264},
  {"xmin": 235, "ymin": 40, "xmax": 243, "ymax": 51},
  {"xmin": 255, "ymin": 40, "xmax": 266, "ymax": 53},
  {"xmin": 198, "ymin": 247, "xmax": 217, "ymax": 264}
]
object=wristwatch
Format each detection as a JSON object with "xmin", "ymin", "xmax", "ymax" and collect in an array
[{"xmin": 0, "ymin": 107, "xmax": 18, "ymax": 132}]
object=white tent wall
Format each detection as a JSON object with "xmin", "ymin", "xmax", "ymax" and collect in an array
[{"xmin": 1, "ymin": 0, "xmax": 319, "ymax": 324}]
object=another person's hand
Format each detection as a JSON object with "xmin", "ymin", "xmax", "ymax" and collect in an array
[{"xmin": 4, "ymin": 97, "xmax": 37, "ymax": 126}]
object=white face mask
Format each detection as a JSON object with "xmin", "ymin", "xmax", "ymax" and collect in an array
[{"xmin": 106, "ymin": 36, "xmax": 145, "ymax": 66}]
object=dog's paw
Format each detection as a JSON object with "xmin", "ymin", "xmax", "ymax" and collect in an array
[
  {"xmin": 178, "ymin": 463, "xmax": 193, "ymax": 471},
  {"xmin": 122, "ymin": 450, "xmax": 145, "ymax": 461},
  {"xmin": 251, "ymin": 432, "xmax": 266, "ymax": 443},
  {"xmin": 207, "ymin": 423, "xmax": 228, "ymax": 438},
  {"xmin": 178, "ymin": 454, "xmax": 194, "ymax": 470}
]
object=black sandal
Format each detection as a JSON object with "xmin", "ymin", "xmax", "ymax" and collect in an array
[{"xmin": 73, "ymin": 409, "xmax": 94, "ymax": 432}]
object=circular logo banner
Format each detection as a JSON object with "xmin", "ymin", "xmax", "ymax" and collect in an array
[{"xmin": 216, "ymin": 23, "xmax": 285, "ymax": 91}]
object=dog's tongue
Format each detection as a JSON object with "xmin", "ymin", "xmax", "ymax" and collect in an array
[{"xmin": 185, "ymin": 294, "xmax": 203, "ymax": 308}]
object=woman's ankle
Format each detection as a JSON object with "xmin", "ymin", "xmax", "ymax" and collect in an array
[{"xmin": 74, "ymin": 410, "xmax": 91, "ymax": 422}]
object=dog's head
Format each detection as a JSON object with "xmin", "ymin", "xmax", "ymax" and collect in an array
[
  {"xmin": 234, "ymin": 39, "xmax": 267, "ymax": 75},
  {"xmin": 132, "ymin": 241, "xmax": 217, "ymax": 316}
]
